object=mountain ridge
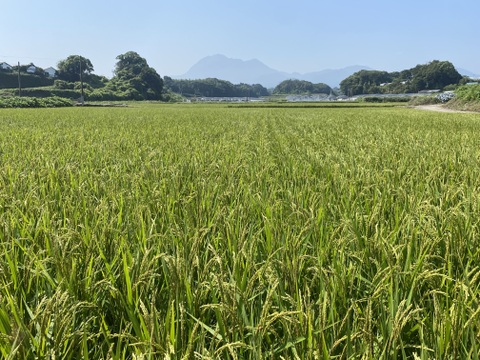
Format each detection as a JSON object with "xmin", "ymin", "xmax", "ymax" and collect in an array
[
  {"xmin": 173, "ymin": 55, "xmax": 480, "ymax": 88},
  {"xmin": 174, "ymin": 54, "xmax": 370, "ymax": 88}
]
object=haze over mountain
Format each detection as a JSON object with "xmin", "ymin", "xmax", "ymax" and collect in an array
[
  {"xmin": 175, "ymin": 55, "xmax": 371, "ymax": 88},
  {"xmin": 457, "ymin": 68, "xmax": 480, "ymax": 79}
]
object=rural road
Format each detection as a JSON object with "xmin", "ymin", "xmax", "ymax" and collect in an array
[{"xmin": 413, "ymin": 104, "xmax": 476, "ymax": 113}]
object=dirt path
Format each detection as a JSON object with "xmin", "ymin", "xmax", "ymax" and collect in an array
[{"xmin": 412, "ymin": 104, "xmax": 476, "ymax": 113}]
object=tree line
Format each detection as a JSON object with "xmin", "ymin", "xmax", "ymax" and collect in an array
[
  {"xmin": 163, "ymin": 77, "xmax": 269, "ymax": 98},
  {"xmin": 340, "ymin": 60, "xmax": 466, "ymax": 96},
  {"xmin": 56, "ymin": 54, "xmax": 272, "ymax": 100},
  {"xmin": 1, "ymin": 56, "xmax": 475, "ymax": 101},
  {"xmin": 53, "ymin": 52, "xmax": 163, "ymax": 101}
]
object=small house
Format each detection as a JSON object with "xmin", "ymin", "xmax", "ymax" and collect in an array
[
  {"xmin": 0, "ymin": 62, "xmax": 13, "ymax": 71},
  {"xmin": 26, "ymin": 64, "xmax": 37, "ymax": 74},
  {"xmin": 44, "ymin": 67, "xmax": 57, "ymax": 77}
]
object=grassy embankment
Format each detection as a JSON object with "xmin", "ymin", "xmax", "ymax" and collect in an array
[
  {"xmin": 407, "ymin": 84, "xmax": 480, "ymax": 112},
  {"xmin": 446, "ymin": 84, "xmax": 480, "ymax": 112},
  {"xmin": 1, "ymin": 104, "xmax": 480, "ymax": 358}
]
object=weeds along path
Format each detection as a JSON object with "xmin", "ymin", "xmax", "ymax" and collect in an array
[{"xmin": 1, "ymin": 105, "xmax": 480, "ymax": 358}]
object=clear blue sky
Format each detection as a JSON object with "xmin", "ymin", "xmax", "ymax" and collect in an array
[{"xmin": 1, "ymin": 0, "xmax": 479, "ymax": 77}]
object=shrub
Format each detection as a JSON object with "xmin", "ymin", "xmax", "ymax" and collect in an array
[
  {"xmin": 54, "ymin": 80, "xmax": 74, "ymax": 89},
  {"xmin": 0, "ymin": 96, "xmax": 73, "ymax": 108},
  {"xmin": 408, "ymin": 95, "xmax": 440, "ymax": 106},
  {"xmin": 455, "ymin": 84, "xmax": 480, "ymax": 102},
  {"xmin": 88, "ymin": 89, "xmax": 121, "ymax": 101},
  {"xmin": 74, "ymin": 82, "xmax": 93, "ymax": 92},
  {"xmin": 363, "ymin": 96, "xmax": 410, "ymax": 103}
]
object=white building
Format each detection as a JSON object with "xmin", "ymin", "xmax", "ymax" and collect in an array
[
  {"xmin": 0, "ymin": 62, "xmax": 13, "ymax": 70},
  {"xmin": 44, "ymin": 67, "xmax": 57, "ymax": 77},
  {"xmin": 26, "ymin": 64, "xmax": 37, "ymax": 74}
]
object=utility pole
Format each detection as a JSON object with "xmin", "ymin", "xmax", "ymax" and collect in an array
[
  {"xmin": 17, "ymin": 62, "xmax": 21, "ymax": 97},
  {"xmin": 79, "ymin": 59, "xmax": 85, "ymax": 105}
]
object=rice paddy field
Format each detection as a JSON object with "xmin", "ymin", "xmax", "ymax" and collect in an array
[{"xmin": 1, "ymin": 103, "xmax": 480, "ymax": 359}]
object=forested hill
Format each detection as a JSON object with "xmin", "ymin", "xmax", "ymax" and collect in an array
[
  {"xmin": 340, "ymin": 60, "xmax": 464, "ymax": 96},
  {"xmin": 272, "ymin": 80, "xmax": 333, "ymax": 95},
  {"xmin": 163, "ymin": 78, "xmax": 334, "ymax": 98},
  {"xmin": 163, "ymin": 77, "xmax": 269, "ymax": 98}
]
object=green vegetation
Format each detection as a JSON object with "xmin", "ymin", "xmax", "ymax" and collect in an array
[
  {"xmin": 2, "ymin": 56, "xmax": 477, "ymax": 103},
  {"xmin": 1, "ymin": 87, "xmax": 82, "ymax": 100},
  {"xmin": 362, "ymin": 96, "xmax": 410, "ymax": 103},
  {"xmin": 1, "ymin": 105, "xmax": 480, "ymax": 358},
  {"xmin": 57, "ymin": 55, "xmax": 95, "ymax": 83},
  {"xmin": 341, "ymin": 60, "xmax": 463, "ymax": 96},
  {"xmin": 272, "ymin": 79, "xmax": 333, "ymax": 95},
  {"xmin": 455, "ymin": 84, "xmax": 480, "ymax": 102},
  {"xmin": 0, "ymin": 96, "xmax": 72, "ymax": 108},
  {"xmin": 408, "ymin": 95, "xmax": 440, "ymax": 106},
  {"xmin": 106, "ymin": 51, "xmax": 164, "ymax": 100},
  {"xmin": 447, "ymin": 84, "xmax": 480, "ymax": 112},
  {"xmin": 0, "ymin": 52, "xmax": 163, "ymax": 102},
  {"xmin": 228, "ymin": 101, "xmax": 400, "ymax": 109},
  {"xmin": 163, "ymin": 77, "xmax": 269, "ymax": 98},
  {"xmin": 0, "ymin": 72, "xmax": 54, "ymax": 89}
]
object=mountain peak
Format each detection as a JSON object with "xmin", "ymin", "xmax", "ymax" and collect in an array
[
  {"xmin": 175, "ymin": 54, "xmax": 370, "ymax": 87},
  {"xmin": 176, "ymin": 54, "xmax": 283, "ymax": 87}
]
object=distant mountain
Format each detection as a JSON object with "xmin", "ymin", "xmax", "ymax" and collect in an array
[
  {"xmin": 174, "ymin": 54, "xmax": 370, "ymax": 88},
  {"xmin": 297, "ymin": 66, "xmax": 372, "ymax": 87},
  {"xmin": 457, "ymin": 67, "xmax": 480, "ymax": 79},
  {"xmin": 176, "ymin": 54, "xmax": 288, "ymax": 88}
]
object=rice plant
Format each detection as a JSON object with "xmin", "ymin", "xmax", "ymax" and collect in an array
[{"xmin": 1, "ymin": 105, "xmax": 480, "ymax": 358}]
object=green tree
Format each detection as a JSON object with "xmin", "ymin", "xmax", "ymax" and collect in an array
[
  {"xmin": 163, "ymin": 77, "xmax": 269, "ymax": 98},
  {"xmin": 57, "ymin": 55, "xmax": 94, "ymax": 82},
  {"xmin": 114, "ymin": 51, "xmax": 148, "ymax": 76},
  {"xmin": 340, "ymin": 70, "xmax": 392, "ymax": 96},
  {"xmin": 273, "ymin": 79, "xmax": 332, "ymax": 95},
  {"xmin": 411, "ymin": 60, "xmax": 462, "ymax": 90},
  {"xmin": 340, "ymin": 62, "xmax": 462, "ymax": 95},
  {"xmin": 112, "ymin": 51, "xmax": 163, "ymax": 100}
]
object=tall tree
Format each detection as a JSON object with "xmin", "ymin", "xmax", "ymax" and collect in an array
[
  {"xmin": 57, "ymin": 55, "xmax": 94, "ymax": 82},
  {"xmin": 114, "ymin": 51, "xmax": 148, "ymax": 76},
  {"xmin": 112, "ymin": 51, "xmax": 163, "ymax": 100}
]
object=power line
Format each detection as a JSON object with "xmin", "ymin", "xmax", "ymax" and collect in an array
[{"xmin": 0, "ymin": 55, "xmax": 58, "ymax": 61}]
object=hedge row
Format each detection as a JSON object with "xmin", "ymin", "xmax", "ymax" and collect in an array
[
  {"xmin": 0, "ymin": 88, "xmax": 82, "ymax": 99},
  {"xmin": 0, "ymin": 87, "xmax": 141, "ymax": 102},
  {"xmin": 0, "ymin": 72, "xmax": 54, "ymax": 89},
  {"xmin": 362, "ymin": 96, "xmax": 410, "ymax": 103},
  {"xmin": 0, "ymin": 96, "xmax": 73, "ymax": 108}
]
